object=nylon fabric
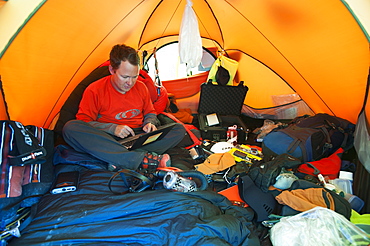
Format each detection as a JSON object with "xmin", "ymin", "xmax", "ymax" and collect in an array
[
  {"xmin": 9, "ymin": 169, "xmax": 260, "ymax": 246},
  {"xmin": 275, "ymin": 188, "xmax": 333, "ymax": 212},
  {"xmin": 0, "ymin": 1, "xmax": 368, "ymax": 127}
]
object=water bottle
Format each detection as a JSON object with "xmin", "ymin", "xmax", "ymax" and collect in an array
[
  {"xmin": 329, "ymin": 171, "xmax": 353, "ymax": 194},
  {"xmin": 163, "ymin": 171, "xmax": 197, "ymax": 192}
]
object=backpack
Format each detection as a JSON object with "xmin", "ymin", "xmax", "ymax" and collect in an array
[
  {"xmin": 0, "ymin": 121, "xmax": 54, "ymax": 242},
  {"xmin": 262, "ymin": 113, "xmax": 355, "ymax": 162}
]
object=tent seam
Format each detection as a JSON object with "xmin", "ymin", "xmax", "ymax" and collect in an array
[
  {"xmin": 0, "ymin": 0, "xmax": 47, "ymax": 59},
  {"xmin": 340, "ymin": 0, "xmax": 370, "ymax": 42}
]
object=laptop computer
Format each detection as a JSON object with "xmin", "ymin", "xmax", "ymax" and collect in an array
[{"xmin": 118, "ymin": 123, "xmax": 176, "ymax": 150}]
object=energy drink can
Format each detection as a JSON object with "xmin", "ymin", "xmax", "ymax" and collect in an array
[{"xmin": 227, "ymin": 125, "xmax": 238, "ymax": 141}]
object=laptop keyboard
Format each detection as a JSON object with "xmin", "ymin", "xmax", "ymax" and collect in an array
[{"xmin": 121, "ymin": 139, "xmax": 135, "ymax": 148}]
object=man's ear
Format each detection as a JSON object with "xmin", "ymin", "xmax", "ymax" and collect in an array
[{"xmin": 109, "ymin": 65, "xmax": 115, "ymax": 75}]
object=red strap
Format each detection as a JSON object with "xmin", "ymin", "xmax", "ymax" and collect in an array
[{"xmin": 161, "ymin": 112, "xmax": 202, "ymax": 149}]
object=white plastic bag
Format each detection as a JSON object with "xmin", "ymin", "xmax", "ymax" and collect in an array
[
  {"xmin": 270, "ymin": 207, "xmax": 370, "ymax": 246},
  {"xmin": 178, "ymin": 0, "xmax": 202, "ymax": 72}
]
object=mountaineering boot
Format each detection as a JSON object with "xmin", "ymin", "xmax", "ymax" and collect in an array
[{"xmin": 139, "ymin": 152, "xmax": 171, "ymax": 170}]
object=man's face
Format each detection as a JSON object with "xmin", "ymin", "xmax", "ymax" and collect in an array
[{"xmin": 110, "ymin": 60, "xmax": 139, "ymax": 94}]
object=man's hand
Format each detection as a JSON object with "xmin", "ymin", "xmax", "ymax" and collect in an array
[
  {"xmin": 143, "ymin": 123, "xmax": 157, "ymax": 133},
  {"xmin": 115, "ymin": 125, "xmax": 135, "ymax": 138}
]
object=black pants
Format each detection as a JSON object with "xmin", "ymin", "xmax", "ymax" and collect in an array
[{"xmin": 63, "ymin": 120, "xmax": 186, "ymax": 170}]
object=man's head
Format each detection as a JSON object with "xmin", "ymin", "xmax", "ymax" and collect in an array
[
  {"xmin": 109, "ymin": 44, "xmax": 140, "ymax": 70},
  {"xmin": 109, "ymin": 44, "xmax": 140, "ymax": 94}
]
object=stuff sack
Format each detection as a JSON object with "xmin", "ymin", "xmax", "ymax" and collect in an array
[
  {"xmin": 262, "ymin": 113, "xmax": 355, "ymax": 162},
  {"xmin": 0, "ymin": 121, "xmax": 54, "ymax": 238},
  {"xmin": 247, "ymin": 153, "xmax": 302, "ymax": 192},
  {"xmin": 297, "ymin": 147, "xmax": 344, "ymax": 179},
  {"xmin": 207, "ymin": 55, "xmax": 239, "ymax": 86}
]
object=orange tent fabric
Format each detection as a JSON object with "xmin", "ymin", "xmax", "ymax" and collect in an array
[
  {"xmin": 0, "ymin": 0, "xmax": 369, "ymax": 168},
  {"xmin": 162, "ymin": 71, "xmax": 208, "ymax": 99}
]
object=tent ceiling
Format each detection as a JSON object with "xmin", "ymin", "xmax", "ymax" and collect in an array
[{"xmin": 0, "ymin": 0, "xmax": 369, "ymax": 128}]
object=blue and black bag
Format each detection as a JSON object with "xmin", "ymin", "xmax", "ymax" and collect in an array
[
  {"xmin": 262, "ymin": 113, "xmax": 355, "ymax": 162},
  {"xmin": 0, "ymin": 121, "xmax": 54, "ymax": 243}
]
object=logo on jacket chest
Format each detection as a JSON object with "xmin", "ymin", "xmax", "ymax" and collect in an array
[{"xmin": 115, "ymin": 109, "xmax": 140, "ymax": 120}]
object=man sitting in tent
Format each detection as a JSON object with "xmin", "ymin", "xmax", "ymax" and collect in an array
[
  {"xmin": 62, "ymin": 44, "xmax": 186, "ymax": 171},
  {"xmin": 98, "ymin": 60, "xmax": 169, "ymax": 115}
]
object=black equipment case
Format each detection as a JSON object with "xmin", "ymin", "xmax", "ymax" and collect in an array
[{"xmin": 197, "ymin": 81, "xmax": 249, "ymax": 142}]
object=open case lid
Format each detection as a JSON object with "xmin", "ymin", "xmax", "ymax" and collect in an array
[{"xmin": 198, "ymin": 81, "xmax": 248, "ymax": 115}]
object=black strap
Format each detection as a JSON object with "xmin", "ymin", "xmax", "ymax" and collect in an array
[
  {"xmin": 286, "ymin": 139, "xmax": 307, "ymax": 162},
  {"xmin": 303, "ymin": 163, "xmax": 321, "ymax": 175},
  {"xmin": 319, "ymin": 126, "xmax": 332, "ymax": 146},
  {"xmin": 108, "ymin": 169, "xmax": 154, "ymax": 194},
  {"xmin": 8, "ymin": 147, "xmax": 47, "ymax": 166},
  {"xmin": 3, "ymin": 121, "xmax": 47, "ymax": 166}
]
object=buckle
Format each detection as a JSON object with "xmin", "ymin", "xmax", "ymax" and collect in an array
[{"xmin": 0, "ymin": 207, "xmax": 31, "ymax": 241}]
